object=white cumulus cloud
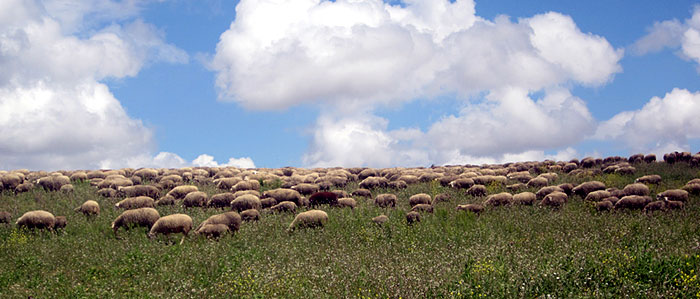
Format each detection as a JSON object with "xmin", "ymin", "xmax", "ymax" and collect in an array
[{"xmin": 632, "ymin": 6, "xmax": 700, "ymax": 72}]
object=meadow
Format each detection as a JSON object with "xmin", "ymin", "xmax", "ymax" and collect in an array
[{"xmin": 1, "ymin": 162, "xmax": 700, "ymax": 298}]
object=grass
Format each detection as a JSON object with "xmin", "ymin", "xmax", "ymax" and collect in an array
[{"xmin": 1, "ymin": 162, "xmax": 700, "ymax": 297}]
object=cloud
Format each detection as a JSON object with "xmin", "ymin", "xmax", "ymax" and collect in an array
[
  {"xmin": 594, "ymin": 88, "xmax": 700, "ymax": 155},
  {"xmin": 107, "ymin": 153, "xmax": 256, "ymax": 170},
  {"xmin": 192, "ymin": 154, "xmax": 256, "ymax": 168},
  {"xmin": 632, "ymin": 6, "xmax": 700, "ymax": 71},
  {"xmin": 0, "ymin": 0, "xmax": 188, "ymax": 170}
]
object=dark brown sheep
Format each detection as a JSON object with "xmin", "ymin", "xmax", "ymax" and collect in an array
[
  {"xmin": 0, "ymin": 211, "xmax": 11, "ymax": 224},
  {"xmin": 308, "ymin": 191, "xmax": 338, "ymax": 207}
]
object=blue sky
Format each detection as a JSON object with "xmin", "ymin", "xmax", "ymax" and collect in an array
[{"xmin": 2, "ymin": 0, "xmax": 700, "ymax": 170}]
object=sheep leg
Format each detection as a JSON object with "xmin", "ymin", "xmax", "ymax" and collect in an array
[{"xmin": 179, "ymin": 234, "xmax": 186, "ymax": 245}]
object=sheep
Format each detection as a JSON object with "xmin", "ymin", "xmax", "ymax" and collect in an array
[
  {"xmin": 230, "ymin": 194, "xmax": 262, "ymax": 212},
  {"xmin": 208, "ymin": 193, "xmax": 235, "ymax": 209},
  {"xmin": 54, "ymin": 216, "xmax": 67, "ymax": 230},
  {"xmin": 595, "ymin": 200, "xmax": 613, "ymax": 211},
  {"xmin": 466, "ymin": 185, "xmax": 487, "ymax": 197},
  {"xmin": 112, "ymin": 208, "xmax": 160, "ymax": 238},
  {"xmin": 117, "ymin": 185, "xmax": 160, "ymax": 198},
  {"xmin": 337, "ymin": 197, "xmax": 357, "ymax": 209},
  {"xmin": 330, "ymin": 190, "xmax": 350, "ymax": 199},
  {"xmin": 195, "ymin": 212, "xmax": 241, "ymax": 233},
  {"xmin": 456, "ymin": 204, "xmax": 484, "ymax": 215},
  {"xmin": 2, "ymin": 173, "xmax": 23, "ymax": 190},
  {"xmin": 0, "ymin": 211, "xmax": 11, "ymax": 224},
  {"xmin": 14, "ymin": 182, "xmax": 33, "ymax": 193},
  {"xmin": 215, "ymin": 177, "xmax": 241, "ymax": 190},
  {"xmin": 572, "ymin": 181, "xmax": 606, "ymax": 197},
  {"xmin": 513, "ymin": 192, "xmax": 536, "ymax": 206},
  {"xmin": 406, "ymin": 211, "xmax": 421, "ymax": 225},
  {"xmin": 309, "ymin": 191, "xmax": 338, "ymax": 207},
  {"xmin": 622, "ymin": 183, "xmax": 650, "ymax": 196},
  {"xmin": 166, "ymin": 185, "xmax": 198, "ymax": 199},
  {"xmin": 287, "ymin": 210, "xmax": 329, "ymax": 232},
  {"xmin": 434, "ymin": 193, "xmax": 451, "ymax": 203},
  {"xmin": 411, "ymin": 204, "xmax": 434, "ymax": 213},
  {"xmin": 614, "ymin": 195, "xmax": 653, "ymax": 210},
  {"xmin": 16, "ymin": 210, "xmax": 56, "ymax": 230},
  {"xmin": 240, "ymin": 209, "xmax": 261, "ymax": 222},
  {"xmin": 388, "ymin": 180, "xmax": 408, "ymax": 189},
  {"xmin": 557, "ymin": 183, "xmax": 574, "ymax": 195},
  {"xmin": 98, "ymin": 188, "xmax": 117, "ymax": 198},
  {"xmin": 115, "ymin": 196, "xmax": 155, "ymax": 210},
  {"xmin": 644, "ymin": 154, "xmax": 656, "ymax": 163},
  {"xmin": 372, "ymin": 215, "xmax": 389, "ymax": 225},
  {"xmin": 526, "ymin": 177, "xmax": 548, "ymax": 188},
  {"xmin": 506, "ymin": 183, "xmax": 525, "ymax": 191},
  {"xmin": 233, "ymin": 190, "xmax": 261, "ymax": 199},
  {"xmin": 664, "ymin": 199, "xmax": 684, "ymax": 210},
  {"xmin": 60, "ymin": 184, "xmax": 74, "ymax": 193},
  {"xmin": 484, "ymin": 192, "xmax": 513, "ymax": 207},
  {"xmin": 541, "ymin": 192, "xmax": 567, "ymax": 208},
  {"xmin": 155, "ymin": 195, "xmax": 176, "ymax": 206},
  {"xmin": 683, "ymin": 183, "xmax": 700, "ymax": 195},
  {"xmin": 291, "ymin": 183, "xmax": 320, "ymax": 195},
  {"xmin": 133, "ymin": 168, "xmax": 159, "ymax": 180},
  {"xmin": 181, "ymin": 191, "xmax": 207, "ymax": 208},
  {"xmin": 409, "ymin": 193, "xmax": 432, "ymax": 207},
  {"xmin": 75, "ymin": 200, "xmax": 100, "ymax": 216},
  {"xmin": 536, "ymin": 186, "xmax": 565, "ymax": 200},
  {"xmin": 635, "ymin": 175, "xmax": 662, "ymax": 184},
  {"xmin": 451, "ymin": 179, "xmax": 476, "ymax": 190},
  {"xmin": 643, "ymin": 200, "xmax": 667, "ymax": 214},
  {"xmin": 232, "ymin": 180, "xmax": 261, "ymax": 192},
  {"xmin": 148, "ymin": 214, "xmax": 193, "ymax": 245},
  {"xmin": 351, "ymin": 188, "xmax": 372, "ymax": 197},
  {"xmin": 585, "ymin": 190, "xmax": 611, "ymax": 202},
  {"xmin": 263, "ymin": 188, "xmax": 306, "ymax": 206},
  {"xmin": 603, "ymin": 196, "xmax": 620, "ymax": 205},
  {"xmin": 374, "ymin": 194, "xmax": 397, "ymax": 208},
  {"xmin": 656, "ymin": 189, "xmax": 689, "ymax": 202},
  {"xmin": 197, "ymin": 224, "xmax": 230, "ymax": 239},
  {"xmin": 261, "ymin": 197, "xmax": 277, "ymax": 209},
  {"xmin": 271, "ymin": 201, "xmax": 297, "ymax": 213},
  {"xmin": 359, "ymin": 177, "xmax": 388, "ymax": 189}
]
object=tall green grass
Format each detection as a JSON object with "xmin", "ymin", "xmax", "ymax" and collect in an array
[{"xmin": 0, "ymin": 162, "xmax": 699, "ymax": 297}]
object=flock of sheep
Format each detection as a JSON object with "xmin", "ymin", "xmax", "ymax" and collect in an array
[{"xmin": 1, "ymin": 151, "xmax": 698, "ymax": 244}]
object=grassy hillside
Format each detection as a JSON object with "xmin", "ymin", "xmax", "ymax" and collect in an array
[{"xmin": 1, "ymin": 162, "xmax": 700, "ymax": 298}]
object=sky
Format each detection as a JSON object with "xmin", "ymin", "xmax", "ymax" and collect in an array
[{"xmin": 2, "ymin": 0, "xmax": 700, "ymax": 170}]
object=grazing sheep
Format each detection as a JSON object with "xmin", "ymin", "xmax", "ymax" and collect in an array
[
  {"xmin": 0, "ymin": 211, "xmax": 11, "ymax": 224},
  {"xmin": 54, "ymin": 216, "xmax": 67, "ymax": 229},
  {"xmin": 337, "ymin": 197, "xmax": 357, "ymax": 209},
  {"xmin": 196, "ymin": 212, "xmax": 242, "ymax": 233},
  {"xmin": 98, "ymin": 188, "xmax": 117, "ymax": 198},
  {"xmin": 664, "ymin": 199, "xmax": 684, "ymax": 210},
  {"xmin": 607, "ymin": 188, "xmax": 626, "ymax": 198},
  {"xmin": 562, "ymin": 163, "xmax": 578, "ymax": 173},
  {"xmin": 411, "ymin": 204, "xmax": 434, "ymax": 213},
  {"xmin": 615, "ymin": 195, "xmax": 653, "ymax": 210},
  {"xmin": 271, "ymin": 201, "xmax": 297, "ymax": 213},
  {"xmin": 372, "ymin": 215, "xmax": 389, "ymax": 225},
  {"xmin": 484, "ymin": 192, "xmax": 513, "ymax": 207},
  {"xmin": 166, "ymin": 185, "xmax": 198, "ymax": 199},
  {"xmin": 572, "ymin": 181, "xmax": 606, "ymax": 197},
  {"xmin": 513, "ymin": 192, "xmax": 536, "ymax": 205},
  {"xmin": 449, "ymin": 178, "xmax": 475, "ymax": 189},
  {"xmin": 112, "ymin": 208, "xmax": 161, "ymax": 237},
  {"xmin": 656, "ymin": 189, "xmax": 689, "ymax": 202},
  {"xmin": 287, "ymin": 210, "xmax": 329, "ymax": 232},
  {"xmin": 466, "ymin": 185, "xmax": 487, "ymax": 197},
  {"xmin": 115, "ymin": 196, "xmax": 155, "ymax": 210},
  {"xmin": 643, "ymin": 200, "xmax": 667, "ymax": 214},
  {"xmin": 603, "ymin": 196, "xmax": 620, "ymax": 205},
  {"xmin": 215, "ymin": 177, "xmax": 241, "ymax": 190},
  {"xmin": 409, "ymin": 193, "xmax": 432, "ymax": 207},
  {"xmin": 635, "ymin": 175, "xmax": 662, "ymax": 184},
  {"xmin": 208, "ymin": 193, "xmax": 235, "ymax": 209},
  {"xmin": 155, "ymin": 195, "xmax": 176, "ymax": 206},
  {"xmin": 75, "ymin": 200, "xmax": 100, "ymax": 216},
  {"xmin": 37, "ymin": 175, "xmax": 71, "ymax": 191},
  {"xmin": 291, "ymin": 183, "xmax": 320, "ymax": 195},
  {"xmin": 240, "ymin": 209, "xmax": 261, "ymax": 222},
  {"xmin": 595, "ymin": 200, "xmax": 613, "ymax": 211},
  {"xmin": 359, "ymin": 177, "xmax": 388, "ymax": 189},
  {"xmin": 233, "ymin": 190, "xmax": 261, "ymax": 199},
  {"xmin": 117, "ymin": 185, "xmax": 160, "ymax": 199},
  {"xmin": 557, "ymin": 183, "xmax": 574, "ymax": 195},
  {"xmin": 261, "ymin": 197, "xmax": 277, "ymax": 209},
  {"xmin": 406, "ymin": 211, "xmax": 421, "ymax": 225},
  {"xmin": 2, "ymin": 173, "xmax": 23, "ymax": 190},
  {"xmin": 644, "ymin": 154, "xmax": 657, "ymax": 163},
  {"xmin": 182, "ymin": 191, "xmax": 208, "ymax": 208},
  {"xmin": 541, "ymin": 192, "xmax": 567, "ymax": 208},
  {"xmin": 506, "ymin": 183, "xmax": 525, "ymax": 191},
  {"xmin": 197, "ymin": 224, "xmax": 229, "ymax": 239},
  {"xmin": 16, "ymin": 210, "xmax": 56, "ymax": 230},
  {"xmin": 682, "ymin": 183, "xmax": 700, "ymax": 195},
  {"xmin": 434, "ymin": 193, "xmax": 451, "ymax": 203},
  {"xmin": 60, "ymin": 184, "xmax": 74, "ymax": 193},
  {"xmin": 232, "ymin": 180, "xmax": 261, "ymax": 192},
  {"xmin": 526, "ymin": 177, "xmax": 548, "ymax": 188},
  {"xmin": 456, "ymin": 204, "xmax": 484, "ymax": 215},
  {"xmin": 623, "ymin": 183, "xmax": 650, "ymax": 196},
  {"xmin": 309, "ymin": 191, "xmax": 338, "ymax": 207},
  {"xmin": 263, "ymin": 188, "xmax": 306, "ymax": 206},
  {"xmin": 331, "ymin": 190, "xmax": 349, "ymax": 199},
  {"xmin": 536, "ymin": 186, "xmax": 564, "ymax": 200},
  {"xmin": 14, "ymin": 182, "xmax": 33, "ymax": 193},
  {"xmin": 585, "ymin": 190, "xmax": 611, "ymax": 202},
  {"xmin": 388, "ymin": 180, "xmax": 408, "ymax": 189},
  {"xmin": 148, "ymin": 214, "xmax": 193, "ymax": 245},
  {"xmin": 230, "ymin": 194, "xmax": 262, "ymax": 212},
  {"xmin": 374, "ymin": 194, "xmax": 397, "ymax": 208},
  {"xmin": 351, "ymin": 189, "xmax": 372, "ymax": 197}
]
